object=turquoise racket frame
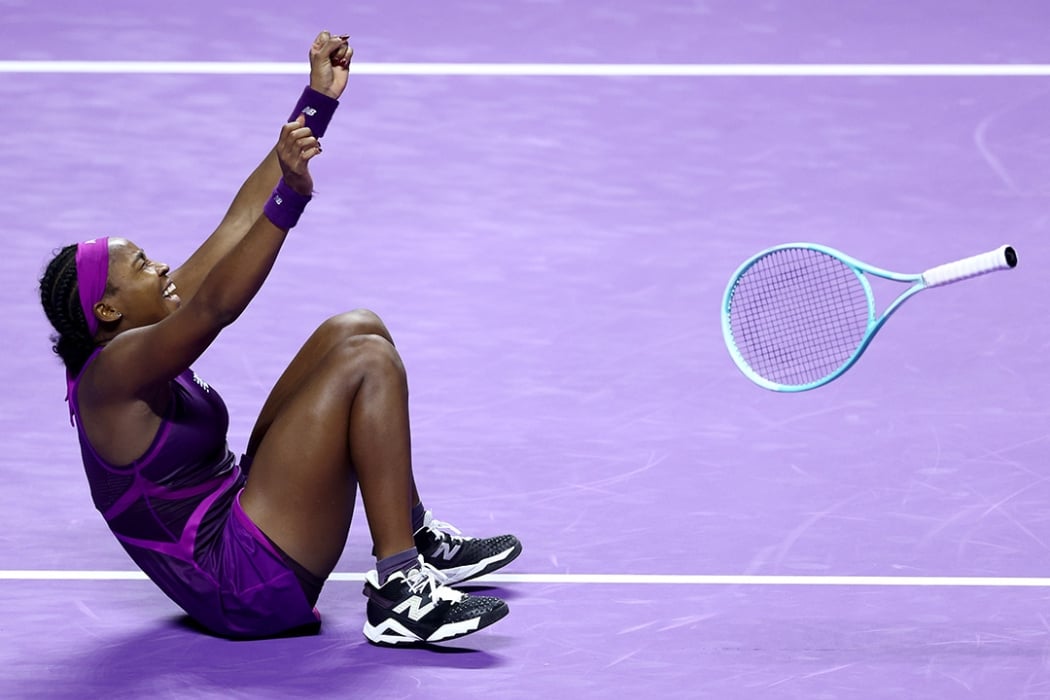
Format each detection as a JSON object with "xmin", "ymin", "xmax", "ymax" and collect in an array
[{"xmin": 721, "ymin": 243, "xmax": 930, "ymax": 392}]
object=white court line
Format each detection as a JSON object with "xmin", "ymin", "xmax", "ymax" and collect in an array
[
  {"xmin": 4, "ymin": 570, "xmax": 1050, "ymax": 587},
  {"xmin": 4, "ymin": 58, "xmax": 1046, "ymax": 586},
  {"xmin": 3, "ymin": 61, "xmax": 1050, "ymax": 77}
]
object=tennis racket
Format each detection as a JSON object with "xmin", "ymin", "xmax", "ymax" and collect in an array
[{"xmin": 721, "ymin": 243, "xmax": 1018, "ymax": 392}]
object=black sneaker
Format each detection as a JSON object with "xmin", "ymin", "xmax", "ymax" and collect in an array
[
  {"xmin": 362, "ymin": 558, "xmax": 509, "ymax": 645},
  {"xmin": 414, "ymin": 511, "xmax": 523, "ymax": 585}
]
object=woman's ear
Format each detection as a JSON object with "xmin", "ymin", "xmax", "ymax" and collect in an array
[{"xmin": 94, "ymin": 302, "xmax": 123, "ymax": 324}]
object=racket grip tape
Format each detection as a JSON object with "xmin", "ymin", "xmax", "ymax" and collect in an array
[{"xmin": 921, "ymin": 245, "xmax": 1018, "ymax": 287}]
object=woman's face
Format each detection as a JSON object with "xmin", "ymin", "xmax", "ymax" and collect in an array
[{"xmin": 100, "ymin": 238, "xmax": 181, "ymax": 330}]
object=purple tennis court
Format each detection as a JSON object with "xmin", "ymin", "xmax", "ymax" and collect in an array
[{"xmin": 2, "ymin": 1, "xmax": 1049, "ymax": 697}]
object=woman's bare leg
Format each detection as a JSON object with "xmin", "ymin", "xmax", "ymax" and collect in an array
[
  {"xmin": 245, "ymin": 310, "xmax": 421, "ymax": 510},
  {"xmin": 237, "ymin": 311, "xmax": 512, "ymax": 645},
  {"xmin": 239, "ymin": 311, "xmax": 419, "ymax": 576}
]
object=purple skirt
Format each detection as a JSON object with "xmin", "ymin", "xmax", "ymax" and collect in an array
[
  {"xmin": 137, "ymin": 488, "xmax": 323, "ymax": 639},
  {"xmin": 201, "ymin": 490, "xmax": 323, "ymax": 638}
]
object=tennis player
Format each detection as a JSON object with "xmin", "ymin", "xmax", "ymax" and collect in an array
[{"xmin": 38, "ymin": 31, "xmax": 520, "ymax": 645}]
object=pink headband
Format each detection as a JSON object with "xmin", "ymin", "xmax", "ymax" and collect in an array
[{"xmin": 75, "ymin": 237, "xmax": 109, "ymax": 336}]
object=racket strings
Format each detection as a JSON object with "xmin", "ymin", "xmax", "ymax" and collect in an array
[{"xmin": 727, "ymin": 248, "xmax": 872, "ymax": 387}]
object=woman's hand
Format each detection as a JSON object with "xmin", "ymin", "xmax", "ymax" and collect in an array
[
  {"xmin": 276, "ymin": 115, "xmax": 321, "ymax": 195},
  {"xmin": 309, "ymin": 31, "xmax": 353, "ymax": 99}
]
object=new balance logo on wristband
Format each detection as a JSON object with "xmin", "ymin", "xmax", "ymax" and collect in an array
[
  {"xmin": 263, "ymin": 180, "xmax": 311, "ymax": 231},
  {"xmin": 288, "ymin": 86, "xmax": 338, "ymax": 138}
]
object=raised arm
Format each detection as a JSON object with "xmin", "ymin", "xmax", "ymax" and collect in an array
[
  {"xmin": 87, "ymin": 115, "xmax": 322, "ymax": 407},
  {"xmin": 171, "ymin": 31, "xmax": 352, "ymax": 303}
]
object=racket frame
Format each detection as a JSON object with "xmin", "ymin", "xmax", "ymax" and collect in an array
[{"xmin": 721, "ymin": 243, "xmax": 927, "ymax": 392}]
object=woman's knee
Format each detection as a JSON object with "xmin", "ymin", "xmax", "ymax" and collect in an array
[
  {"xmin": 330, "ymin": 333, "xmax": 406, "ymax": 387},
  {"xmin": 319, "ymin": 309, "xmax": 393, "ymax": 345}
]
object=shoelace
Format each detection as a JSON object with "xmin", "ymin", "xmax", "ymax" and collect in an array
[
  {"xmin": 404, "ymin": 562, "xmax": 463, "ymax": 603},
  {"xmin": 426, "ymin": 515, "xmax": 472, "ymax": 543}
]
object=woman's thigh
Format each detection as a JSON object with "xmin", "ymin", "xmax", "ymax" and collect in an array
[
  {"xmin": 246, "ymin": 309, "xmax": 393, "ymax": 456},
  {"xmin": 239, "ymin": 324, "xmax": 404, "ymax": 577}
]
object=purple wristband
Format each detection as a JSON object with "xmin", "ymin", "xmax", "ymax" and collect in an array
[
  {"xmin": 263, "ymin": 179, "xmax": 312, "ymax": 231},
  {"xmin": 288, "ymin": 86, "xmax": 339, "ymax": 138}
]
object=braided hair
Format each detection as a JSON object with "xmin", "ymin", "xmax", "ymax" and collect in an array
[{"xmin": 39, "ymin": 244, "xmax": 105, "ymax": 375}]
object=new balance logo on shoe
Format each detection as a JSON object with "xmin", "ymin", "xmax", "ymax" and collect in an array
[
  {"xmin": 433, "ymin": 541, "xmax": 462, "ymax": 561},
  {"xmin": 393, "ymin": 595, "xmax": 437, "ymax": 622},
  {"xmin": 362, "ymin": 559, "xmax": 510, "ymax": 645},
  {"xmin": 414, "ymin": 511, "xmax": 523, "ymax": 585}
]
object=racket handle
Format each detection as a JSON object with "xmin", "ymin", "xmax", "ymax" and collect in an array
[{"xmin": 921, "ymin": 245, "xmax": 1018, "ymax": 287}]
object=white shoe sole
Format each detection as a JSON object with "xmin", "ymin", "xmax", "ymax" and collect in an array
[
  {"xmin": 363, "ymin": 616, "xmax": 485, "ymax": 645},
  {"xmin": 435, "ymin": 542, "xmax": 523, "ymax": 585},
  {"xmin": 363, "ymin": 603, "xmax": 508, "ymax": 646}
]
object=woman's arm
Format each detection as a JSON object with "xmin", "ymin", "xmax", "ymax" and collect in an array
[
  {"xmin": 91, "ymin": 117, "xmax": 323, "ymax": 405},
  {"xmin": 171, "ymin": 31, "xmax": 352, "ymax": 303},
  {"xmin": 75, "ymin": 116, "xmax": 323, "ymax": 466}
]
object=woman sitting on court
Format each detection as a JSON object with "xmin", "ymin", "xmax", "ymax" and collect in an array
[{"xmin": 37, "ymin": 32, "xmax": 520, "ymax": 646}]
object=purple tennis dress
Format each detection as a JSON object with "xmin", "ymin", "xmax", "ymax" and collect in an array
[{"xmin": 66, "ymin": 351, "xmax": 320, "ymax": 638}]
